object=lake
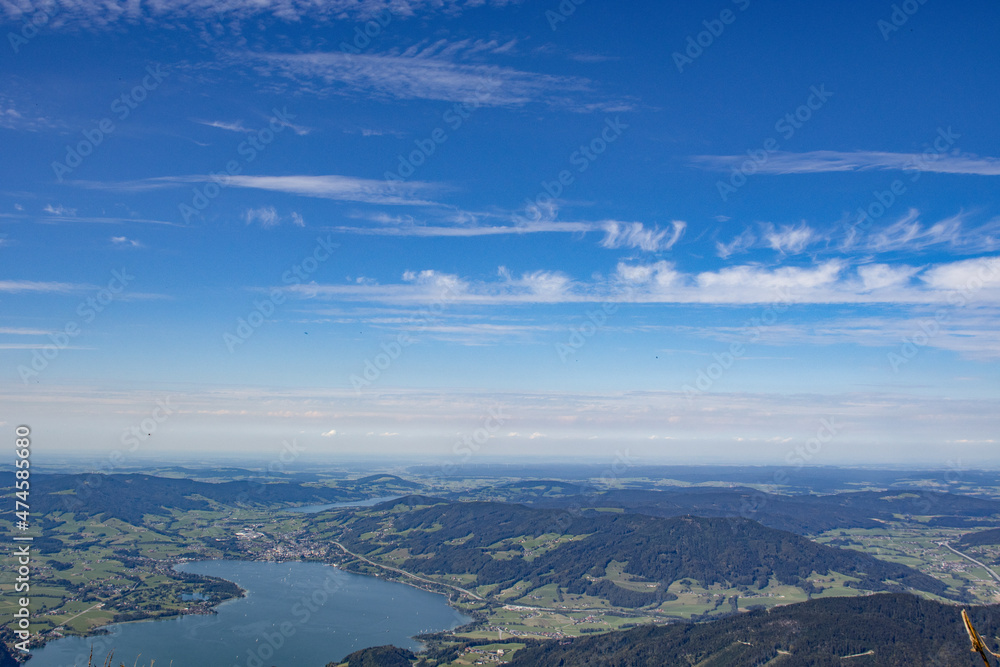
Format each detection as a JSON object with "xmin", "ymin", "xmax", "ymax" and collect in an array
[{"xmin": 25, "ymin": 560, "xmax": 471, "ymax": 667}]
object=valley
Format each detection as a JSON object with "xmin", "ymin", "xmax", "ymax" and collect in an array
[{"xmin": 3, "ymin": 466, "xmax": 1000, "ymax": 665}]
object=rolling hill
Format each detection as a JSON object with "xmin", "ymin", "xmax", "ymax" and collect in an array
[
  {"xmin": 336, "ymin": 497, "xmax": 953, "ymax": 607},
  {"xmin": 24, "ymin": 472, "xmax": 416, "ymax": 523}
]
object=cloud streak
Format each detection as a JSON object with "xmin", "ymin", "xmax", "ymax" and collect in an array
[
  {"xmin": 0, "ymin": 280, "xmax": 91, "ymax": 294},
  {"xmin": 245, "ymin": 48, "xmax": 593, "ymax": 108},
  {"xmin": 8, "ymin": 384, "xmax": 997, "ymax": 463},
  {"xmin": 0, "ymin": 1, "xmax": 526, "ymax": 30},
  {"xmin": 601, "ymin": 220, "xmax": 686, "ymax": 252},
  {"xmin": 284, "ymin": 255, "xmax": 1000, "ymax": 307},
  {"xmin": 76, "ymin": 174, "xmax": 442, "ymax": 206},
  {"xmin": 691, "ymin": 149, "xmax": 1000, "ymax": 176}
]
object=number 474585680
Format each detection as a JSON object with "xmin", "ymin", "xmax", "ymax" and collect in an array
[{"xmin": 15, "ymin": 426, "xmax": 30, "ymax": 514}]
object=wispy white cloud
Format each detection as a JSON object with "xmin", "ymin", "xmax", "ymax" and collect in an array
[
  {"xmin": 0, "ymin": 94, "xmax": 57, "ymax": 131},
  {"xmin": 855, "ymin": 263, "xmax": 921, "ymax": 291},
  {"xmin": 242, "ymin": 206, "xmax": 306, "ymax": 228},
  {"xmin": 846, "ymin": 210, "xmax": 1000, "ymax": 254},
  {"xmin": 0, "ymin": 1, "xmax": 527, "ymax": 29},
  {"xmin": 869, "ymin": 210, "xmax": 960, "ymax": 252},
  {"xmin": 614, "ymin": 260, "xmax": 681, "ymax": 288},
  {"xmin": 714, "ymin": 211, "xmax": 999, "ymax": 257},
  {"xmin": 0, "ymin": 343, "xmax": 92, "ymax": 350},
  {"xmin": 673, "ymin": 310, "xmax": 1000, "ymax": 359},
  {"xmin": 43, "ymin": 204, "xmax": 77, "ymax": 216},
  {"xmin": 330, "ymin": 211, "xmax": 688, "ymax": 249},
  {"xmin": 714, "ymin": 223, "xmax": 817, "ymax": 258},
  {"xmin": 111, "ymin": 236, "xmax": 144, "ymax": 248},
  {"xmin": 193, "ymin": 119, "xmax": 249, "ymax": 132},
  {"xmin": 0, "ymin": 211, "xmax": 184, "ymax": 227},
  {"xmin": 0, "ymin": 280, "xmax": 90, "ymax": 294},
  {"xmin": 326, "ymin": 220, "xmax": 595, "ymax": 237},
  {"xmin": 225, "ymin": 174, "xmax": 438, "ymax": 205},
  {"xmin": 517, "ymin": 270, "xmax": 573, "ymax": 299},
  {"xmin": 286, "ymin": 255, "xmax": 1000, "ymax": 306},
  {"xmin": 691, "ymin": 149, "xmax": 1000, "ymax": 176},
  {"xmin": 715, "ymin": 228, "xmax": 756, "ymax": 259},
  {"xmin": 245, "ymin": 48, "xmax": 592, "ymax": 108},
  {"xmin": 194, "ymin": 113, "xmax": 312, "ymax": 136},
  {"xmin": 78, "ymin": 174, "xmax": 441, "ymax": 206},
  {"xmin": 920, "ymin": 256, "xmax": 1000, "ymax": 291},
  {"xmin": 762, "ymin": 223, "xmax": 814, "ymax": 254},
  {"xmin": 9, "ymin": 384, "xmax": 996, "ymax": 463},
  {"xmin": 0, "ymin": 100, "xmax": 25, "ymax": 130},
  {"xmin": 600, "ymin": 220, "xmax": 686, "ymax": 252}
]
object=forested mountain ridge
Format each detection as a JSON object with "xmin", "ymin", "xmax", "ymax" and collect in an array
[
  {"xmin": 959, "ymin": 526, "xmax": 1000, "ymax": 546},
  {"xmin": 485, "ymin": 486, "xmax": 1000, "ymax": 534},
  {"xmin": 22, "ymin": 473, "xmax": 415, "ymax": 523},
  {"xmin": 335, "ymin": 498, "xmax": 953, "ymax": 606},
  {"xmin": 507, "ymin": 593, "xmax": 1000, "ymax": 666}
]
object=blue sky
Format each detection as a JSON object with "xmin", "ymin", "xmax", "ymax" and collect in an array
[{"xmin": 1, "ymin": 0, "xmax": 998, "ymax": 468}]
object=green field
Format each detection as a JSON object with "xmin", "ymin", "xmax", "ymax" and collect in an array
[{"xmin": 5, "ymin": 480, "xmax": 999, "ymax": 659}]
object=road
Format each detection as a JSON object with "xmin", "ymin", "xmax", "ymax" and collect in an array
[
  {"xmin": 942, "ymin": 542, "xmax": 1000, "ymax": 585},
  {"xmin": 332, "ymin": 540, "xmax": 484, "ymax": 601},
  {"xmin": 59, "ymin": 602, "xmax": 104, "ymax": 626}
]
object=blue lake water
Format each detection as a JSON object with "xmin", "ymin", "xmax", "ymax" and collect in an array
[
  {"xmin": 25, "ymin": 560, "xmax": 470, "ymax": 667},
  {"xmin": 285, "ymin": 496, "xmax": 401, "ymax": 513}
]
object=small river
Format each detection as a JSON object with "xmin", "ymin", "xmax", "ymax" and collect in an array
[{"xmin": 25, "ymin": 560, "xmax": 471, "ymax": 667}]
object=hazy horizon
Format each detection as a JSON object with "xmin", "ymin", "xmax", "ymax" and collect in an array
[{"xmin": 2, "ymin": 0, "xmax": 998, "ymax": 466}]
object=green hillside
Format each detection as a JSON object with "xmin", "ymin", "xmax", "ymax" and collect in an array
[{"xmin": 335, "ymin": 498, "xmax": 953, "ymax": 609}]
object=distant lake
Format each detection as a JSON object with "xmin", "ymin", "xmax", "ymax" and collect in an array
[
  {"xmin": 25, "ymin": 560, "xmax": 470, "ymax": 667},
  {"xmin": 285, "ymin": 495, "xmax": 401, "ymax": 513}
]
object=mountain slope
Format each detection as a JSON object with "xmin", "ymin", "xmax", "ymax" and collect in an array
[
  {"xmin": 509, "ymin": 593, "xmax": 1000, "ymax": 666},
  {"xmin": 959, "ymin": 527, "xmax": 1000, "ymax": 547},
  {"xmin": 338, "ymin": 498, "xmax": 952, "ymax": 605},
  {"xmin": 519, "ymin": 487, "xmax": 1000, "ymax": 534},
  {"xmin": 26, "ymin": 473, "xmax": 411, "ymax": 523}
]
